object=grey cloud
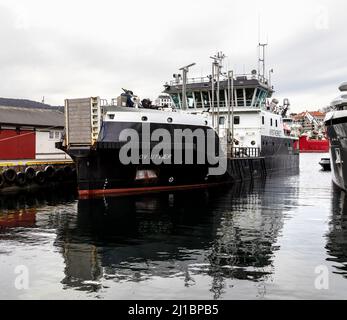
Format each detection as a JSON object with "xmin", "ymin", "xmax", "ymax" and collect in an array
[
  {"xmin": 270, "ymin": 19, "xmax": 347, "ymax": 96},
  {"xmin": 0, "ymin": 0, "xmax": 346, "ymax": 110}
]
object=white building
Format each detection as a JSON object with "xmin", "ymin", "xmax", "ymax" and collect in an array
[{"xmin": 154, "ymin": 94, "xmax": 174, "ymax": 108}]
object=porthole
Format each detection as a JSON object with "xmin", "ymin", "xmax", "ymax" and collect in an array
[
  {"xmin": 167, "ymin": 117, "xmax": 173, "ymax": 123},
  {"xmin": 251, "ymin": 141, "xmax": 256, "ymax": 146},
  {"xmin": 142, "ymin": 116, "xmax": 148, "ymax": 121},
  {"xmin": 168, "ymin": 177, "xmax": 174, "ymax": 183}
]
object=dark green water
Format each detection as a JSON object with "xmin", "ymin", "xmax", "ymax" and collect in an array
[{"xmin": 0, "ymin": 153, "xmax": 346, "ymax": 299}]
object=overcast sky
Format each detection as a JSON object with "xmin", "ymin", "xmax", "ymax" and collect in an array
[{"xmin": 0, "ymin": 0, "xmax": 345, "ymax": 112}]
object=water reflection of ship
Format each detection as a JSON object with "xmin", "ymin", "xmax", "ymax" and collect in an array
[
  {"xmin": 326, "ymin": 186, "xmax": 347, "ymax": 278},
  {"xmin": 58, "ymin": 174, "xmax": 298, "ymax": 298}
]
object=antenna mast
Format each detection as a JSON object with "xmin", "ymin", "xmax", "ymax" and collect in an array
[
  {"xmin": 210, "ymin": 51, "xmax": 226, "ymax": 133},
  {"xmin": 258, "ymin": 43, "xmax": 267, "ymax": 83}
]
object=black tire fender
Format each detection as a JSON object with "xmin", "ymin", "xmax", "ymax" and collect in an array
[
  {"xmin": 25, "ymin": 167, "xmax": 36, "ymax": 180},
  {"xmin": 35, "ymin": 171, "xmax": 46, "ymax": 185},
  {"xmin": 3, "ymin": 168, "xmax": 17, "ymax": 183}
]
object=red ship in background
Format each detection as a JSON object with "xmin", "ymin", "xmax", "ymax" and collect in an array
[
  {"xmin": 295, "ymin": 135, "xmax": 329, "ymax": 153},
  {"xmin": 284, "ymin": 111, "xmax": 329, "ymax": 153}
]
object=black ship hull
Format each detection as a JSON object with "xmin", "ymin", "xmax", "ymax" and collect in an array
[
  {"xmin": 73, "ymin": 150, "xmax": 223, "ymax": 197},
  {"xmin": 61, "ymin": 121, "xmax": 299, "ymax": 198},
  {"xmin": 325, "ymin": 114, "xmax": 347, "ymax": 190}
]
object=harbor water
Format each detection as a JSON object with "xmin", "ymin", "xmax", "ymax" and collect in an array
[{"xmin": 0, "ymin": 153, "xmax": 346, "ymax": 300}]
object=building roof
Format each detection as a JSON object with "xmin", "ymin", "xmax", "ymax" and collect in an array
[
  {"xmin": 292, "ymin": 111, "xmax": 326, "ymax": 121},
  {"xmin": 0, "ymin": 105, "xmax": 64, "ymax": 128},
  {"xmin": 309, "ymin": 111, "xmax": 326, "ymax": 118}
]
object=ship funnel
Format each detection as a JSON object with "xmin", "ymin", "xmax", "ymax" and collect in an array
[{"xmin": 339, "ymin": 82, "xmax": 347, "ymax": 92}]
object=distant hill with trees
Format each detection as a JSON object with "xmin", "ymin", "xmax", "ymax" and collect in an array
[{"xmin": 0, "ymin": 98, "xmax": 63, "ymax": 112}]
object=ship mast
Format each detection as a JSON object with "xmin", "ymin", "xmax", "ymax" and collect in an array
[
  {"xmin": 258, "ymin": 43, "xmax": 267, "ymax": 83},
  {"xmin": 179, "ymin": 63, "xmax": 196, "ymax": 110},
  {"xmin": 210, "ymin": 52, "xmax": 226, "ymax": 133},
  {"xmin": 227, "ymin": 70, "xmax": 234, "ymax": 157}
]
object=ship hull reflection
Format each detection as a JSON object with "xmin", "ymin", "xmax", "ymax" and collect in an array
[{"xmin": 57, "ymin": 176, "xmax": 298, "ymax": 297}]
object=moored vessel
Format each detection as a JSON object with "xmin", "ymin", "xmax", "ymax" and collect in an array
[
  {"xmin": 286, "ymin": 111, "xmax": 329, "ymax": 153},
  {"xmin": 319, "ymin": 158, "xmax": 331, "ymax": 171},
  {"xmin": 296, "ymin": 135, "xmax": 329, "ymax": 153},
  {"xmin": 325, "ymin": 82, "xmax": 347, "ymax": 190},
  {"xmin": 58, "ymin": 49, "xmax": 299, "ymax": 198}
]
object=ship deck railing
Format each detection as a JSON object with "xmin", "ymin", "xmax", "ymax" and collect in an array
[
  {"xmin": 166, "ymin": 73, "xmax": 269, "ymax": 86},
  {"xmin": 190, "ymin": 101, "xmax": 265, "ymax": 110}
]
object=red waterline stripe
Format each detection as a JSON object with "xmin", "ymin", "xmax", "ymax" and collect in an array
[{"xmin": 78, "ymin": 181, "xmax": 231, "ymax": 199}]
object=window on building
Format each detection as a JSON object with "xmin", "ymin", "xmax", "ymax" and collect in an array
[
  {"xmin": 262, "ymin": 116, "xmax": 265, "ymax": 125},
  {"xmin": 270, "ymin": 118, "xmax": 273, "ymax": 126},
  {"xmin": 49, "ymin": 131, "xmax": 54, "ymax": 139},
  {"xmin": 55, "ymin": 131, "xmax": 60, "ymax": 139},
  {"xmin": 275, "ymin": 120, "xmax": 278, "ymax": 127},
  {"xmin": 234, "ymin": 116, "xmax": 240, "ymax": 125}
]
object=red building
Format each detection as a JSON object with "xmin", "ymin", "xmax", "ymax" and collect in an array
[{"xmin": 0, "ymin": 104, "xmax": 68, "ymax": 160}]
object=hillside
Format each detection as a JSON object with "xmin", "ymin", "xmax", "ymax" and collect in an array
[{"xmin": 0, "ymin": 97, "xmax": 63, "ymax": 112}]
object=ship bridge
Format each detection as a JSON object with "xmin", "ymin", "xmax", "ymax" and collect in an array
[{"xmin": 163, "ymin": 73, "xmax": 274, "ymax": 111}]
